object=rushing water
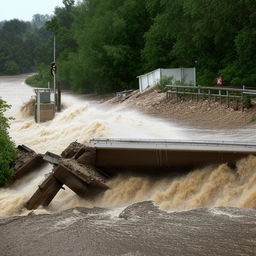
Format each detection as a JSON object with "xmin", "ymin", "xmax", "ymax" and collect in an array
[{"xmin": 0, "ymin": 75, "xmax": 256, "ymax": 255}]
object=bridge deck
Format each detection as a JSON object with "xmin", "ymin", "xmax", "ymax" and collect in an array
[{"xmin": 90, "ymin": 139, "xmax": 256, "ymax": 171}]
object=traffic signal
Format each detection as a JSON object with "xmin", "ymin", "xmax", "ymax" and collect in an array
[{"xmin": 51, "ymin": 62, "xmax": 57, "ymax": 76}]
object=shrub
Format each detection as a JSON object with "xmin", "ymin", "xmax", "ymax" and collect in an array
[
  {"xmin": 248, "ymin": 115, "xmax": 256, "ymax": 124},
  {"xmin": 243, "ymin": 95, "xmax": 252, "ymax": 109},
  {"xmin": 0, "ymin": 99, "xmax": 16, "ymax": 186},
  {"xmin": 25, "ymin": 64, "xmax": 52, "ymax": 88},
  {"xmin": 156, "ymin": 76, "xmax": 173, "ymax": 92}
]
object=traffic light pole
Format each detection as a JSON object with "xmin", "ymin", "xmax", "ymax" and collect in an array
[
  {"xmin": 54, "ymin": 72, "xmax": 56, "ymax": 106},
  {"xmin": 53, "ymin": 33, "xmax": 56, "ymax": 106},
  {"xmin": 54, "ymin": 33, "xmax": 56, "ymax": 63}
]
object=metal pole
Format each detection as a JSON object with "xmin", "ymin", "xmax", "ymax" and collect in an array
[
  {"xmin": 242, "ymin": 85, "xmax": 245, "ymax": 111},
  {"xmin": 57, "ymin": 80, "xmax": 61, "ymax": 112},
  {"xmin": 194, "ymin": 67, "xmax": 196, "ymax": 86},
  {"xmin": 53, "ymin": 33, "xmax": 56, "ymax": 63},
  {"xmin": 227, "ymin": 91, "xmax": 229, "ymax": 108},
  {"xmin": 54, "ymin": 72, "xmax": 56, "ymax": 106},
  {"xmin": 53, "ymin": 33, "xmax": 56, "ymax": 106},
  {"xmin": 37, "ymin": 91, "xmax": 40, "ymax": 123}
]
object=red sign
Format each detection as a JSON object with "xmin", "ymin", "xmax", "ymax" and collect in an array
[{"xmin": 216, "ymin": 77, "xmax": 223, "ymax": 86}]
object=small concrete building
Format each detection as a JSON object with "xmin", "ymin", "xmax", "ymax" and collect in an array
[
  {"xmin": 34, "ymin": 89, "xmax": 55, "ymax": 123},
  {"xmin": 137, "ymin": 68, "xmax": 196, "ymax": 92}
]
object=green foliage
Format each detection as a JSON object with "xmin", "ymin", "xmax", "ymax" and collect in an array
[
  {"xmin": 248, "ymin": 115, "xmax": 256, "ymax": 124},
  {"xmin": 0, "ymin": 99, "xmax": 16, "ymax": 186},
  {"xmin": 32, "ymin": 14, "xmax": 51, "ymax": 29},
  {"xmin": 45, "ymin": 17, "xmax": 60, "ymax": 33},
  {"xmin": 0, "ymin": 18, "xmax": 51, "ymax": 75},
  {"xmin": 4, "ymin": 60, "xmax": 20, "ymax": 75},
  {"xmin": 157, "ymin": 76, "xmax": 173, "ymax": 92},
  {"xmin": 243, "ymin": 95, "xmax": 252, "ymax": 109},
  {"xmin": 30, "ymin": 0, "xmax": 256, "ymax": 92},
  {"xmin": 25, "ymin": 64, "xmax": 52, "ymax": 88}
]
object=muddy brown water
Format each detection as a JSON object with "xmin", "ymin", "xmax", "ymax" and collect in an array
[
  {"xmin": 0, "ymin": 75, "xmax": 256, "ymax": 255},
  {"xmin": 1, "ymin": 202, "xmax": 256, "ymax": 256}
]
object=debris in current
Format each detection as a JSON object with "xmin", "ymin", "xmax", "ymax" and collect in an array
[
  {"xmin": 25, "ymin": 142, "xmax": 109, "ymax": 210},
  {"xmin": 13, "ymin": 145, "xmax": 44, "ymax": 181}
]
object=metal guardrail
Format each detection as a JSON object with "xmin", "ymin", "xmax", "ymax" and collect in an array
[
  {"xmin": 90, "ymin": 138, "xmax": 256, "ymax": 152},
  {"xmin": 166, "ymin": 85, "xmax": 256, "ymax": 92},
  {"xmin": 166, "ymin": 85, "xmax": 256, "ymax": 111}
]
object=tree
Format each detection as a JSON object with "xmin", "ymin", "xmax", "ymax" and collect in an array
[
  {"xmin": 32, "ymin": 14, "xmax": 51, "ymax": 29},
  {"xmin": 29, "ymin": 0, "xmax": 256, "ymax": 91},
  {"xmin": 4, "ymin": 60, "xmax": 20, "ymax": 74},
  {"xmin": 63, "ymin": 0, "xmax": 75, "ymax": 10},
  {"xmin": 0, "ymin": 99, "xmax": 16, "ymax": 186},
  {"xmin": 0, "ymin": 18, "xmax": 50, "ymax": 75},
  {"xmin": 45, "ymin": 17, "xmax": 60, "ymax": 33}
]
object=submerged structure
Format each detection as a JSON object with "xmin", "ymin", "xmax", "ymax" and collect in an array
[
  {"xmin": 13, "ymin": 139, "xmax": 256, "ymax": 210},
  {"xmin": 34, "ymin": 81, "xmax": 61, "ymax": 123},
  {"xmin": 34, "ymin": 89, "xmax": 55, "ymax": 123}
]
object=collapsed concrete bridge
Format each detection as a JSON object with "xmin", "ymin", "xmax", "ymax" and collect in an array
[
  {"xmin": 90, "ymin": 138, "xmax": 256, "ymax": 172},
  {"xmin": 14, "ymin": 139, "xmax": 256, "ymax": 210}
]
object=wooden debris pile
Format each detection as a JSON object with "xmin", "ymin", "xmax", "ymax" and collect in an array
[
  {"xmin": 25, "ymin": 142, "xmax": 109, "ymax": 210},
  {"xmin": 14, "ymin": 145, "xmax": 44, "ymax": 181}
]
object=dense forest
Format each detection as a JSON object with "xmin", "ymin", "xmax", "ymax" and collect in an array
[
  {"xmin": 0, "ymin": 15, "xmax": 51, "ymax": 75},
  {"xmin": 1, "ymin": 0, "xmax": 256, "ymax": 92}
]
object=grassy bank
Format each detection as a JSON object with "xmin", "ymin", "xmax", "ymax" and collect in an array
[{"xmin": 25, "ymin": 65, "xmax": 52, "ymax": 88}]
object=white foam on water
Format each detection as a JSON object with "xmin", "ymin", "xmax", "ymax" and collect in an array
[{"xmin": 1, "ymin": 74, "xmax": 256, "ymax": 217}]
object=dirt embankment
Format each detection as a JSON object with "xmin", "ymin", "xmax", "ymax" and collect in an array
[
  {"xmin": 105, "ymin": 88, "xmax": 256, "ymax": 129},
  {"xmin": 20, "ymin": 86, "xmax": 256, "ymax": 129}
]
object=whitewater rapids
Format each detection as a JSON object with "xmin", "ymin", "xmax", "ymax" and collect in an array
[{"xmin": 0, "ymin": 74, "xmax": 256, "ymax": 217}]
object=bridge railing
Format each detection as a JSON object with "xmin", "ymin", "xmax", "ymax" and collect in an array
[{"xmin": 166, "ymin": 85, "xmax": 256, "ymax": 111}]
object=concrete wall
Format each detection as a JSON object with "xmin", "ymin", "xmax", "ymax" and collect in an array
[
  {"xmin": 138, "ymin": 68, "xmax": 196, "ymax": 92},
  {"xmin": 183, "ymin": 68, "xmax": 196, "ymax": 86},
  {"xmin": 35, "ymin": 103, "xmax": 55, "ymax": 122},
  {"xmin": 138, "ymin": 69, "xmax": 161, "ymax": 92},
  {"xmin": 161, "ymin": 68, "xmax": 181, "ymax": 84}
]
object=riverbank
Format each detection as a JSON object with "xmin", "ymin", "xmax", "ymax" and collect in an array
[
  {"xmin": 21, "ymin": 78, "xmax": 256, "ymax": 129},
  {"xmin": 22, "ymin": 72, "xmax": 256, "ymax": 129},
  {"xmin": 104, "ymin": 88, "xmax": 256, "ymax": 129}
]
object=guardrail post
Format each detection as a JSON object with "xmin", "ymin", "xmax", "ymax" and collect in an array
[
  {"xmin": 37, "ymin": 90, "xmax": 40, "ymax": 123},
  {"xmin": 227, "ymin": 91, "xmax": 229, "ymax": 108},
  {"xmin": 242, "ymin": 85, "xmax": 245, "ymax": 112}
]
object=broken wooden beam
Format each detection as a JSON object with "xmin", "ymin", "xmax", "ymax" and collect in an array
[
  {"xmin": 14, "ymin": 145, "xmax": 44, "ymax": 181},
  {"xmin": 17, "ymin": 144, "xmax": 34, "ymax": 153},
  {"xmin": 60, "ymin": 142, "xmax": 84, "ymax": 159},
  {"xmin": 26, "ymin": 173, "xmax": 63, "ymax": 210},
  {"xmin": 25, "ymin": 142, "xmax": 109, "ymax": 210},
  {"xmin": 26, "ymin": 158, "xmax": 108, "ymax": 210},
  {"xmin": 43, "ymin": 151, "xmax": 61, "ymax": 165},
  {"xmin": 61, "ymin": 159, "xmax": 108, "ymax": 191},
  {"xmin": 53, "ymin": 165, "xmax": 89, "ymax": 196}
]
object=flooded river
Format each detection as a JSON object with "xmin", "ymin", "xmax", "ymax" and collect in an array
[{"xmin": 0, "ymin": 74, "xmax": 256, "ymax": 255}]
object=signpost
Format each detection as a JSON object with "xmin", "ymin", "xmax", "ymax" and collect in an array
[{"xmin": 216, "ymin": 77, "xmax": 223, "ymax": 86}]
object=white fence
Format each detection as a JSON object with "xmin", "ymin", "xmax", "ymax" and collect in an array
[{"xmin": 137, "ymin": 68, "xmax": 196, "ymax": 92}]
